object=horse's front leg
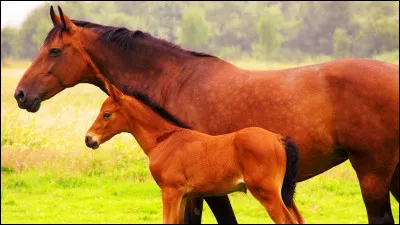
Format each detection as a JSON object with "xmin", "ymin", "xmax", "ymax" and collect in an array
[
  {"xmin": 178, "ymin": 196, "xmax": 188, "ymax": 223},
  {"xmin": 162, "ymin": 187, "xmax": 184, "ymax": 224}
]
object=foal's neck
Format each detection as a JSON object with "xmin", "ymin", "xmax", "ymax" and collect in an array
[{"xmin": 121, "ymin": 96, "xmax": 182, "ymax": 156}]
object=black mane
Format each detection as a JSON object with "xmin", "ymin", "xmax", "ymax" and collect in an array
[
  {"xmin": 44, "ymin": 19, "xmax": 215, "ymax": 58},
  {"xmin": 129, "ymin": 90, "xmax": 191, "ymax": 129}
]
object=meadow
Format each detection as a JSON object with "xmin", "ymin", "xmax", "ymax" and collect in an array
[{"xmin": 1, "ymin": 59, "xmax": 399, "ymax": 224}]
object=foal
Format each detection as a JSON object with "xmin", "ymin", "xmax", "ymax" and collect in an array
[{"xmin": 85, "ymin": 81, "xmax": 304, "ymax": 224}]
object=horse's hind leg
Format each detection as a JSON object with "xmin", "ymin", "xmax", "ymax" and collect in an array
[
  {"xmin": 287, "ymin": 200, "xmax": 306, "ymax": 224},
  {"xmin": 162, "ymin": 187, "xmax": 184, "ymax": 224},
  {"xmin": 390, "ymin": 162, "xmax": 399, "ymax": 202},
  {"xmin": 248, "ymin": 187, "xmax": 298, "ymax": 224},
  {"xmin": 348, "ymin": 151, "xmax": 397, "ymax": 224}
]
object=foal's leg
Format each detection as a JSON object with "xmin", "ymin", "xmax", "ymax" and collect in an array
[
  {"xmin": 287, "ymin": 200, "xmax": 306, "ymax": 224},
  {"xmin": 248, "ymin": 187, "xmax": 298, "ymax": 224},
  {"xmin": 178, "ymin": 197, "xmax": 188, "ymax": 224},
  {"xmin": 162, "ymin": 188, "xmax": 184, "ymax": 224},
  {"xmin": 348, "ymin": 151, "xmax": 398, "ymax": 224}
]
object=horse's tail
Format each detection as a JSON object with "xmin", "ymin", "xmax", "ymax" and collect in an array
[{"xmin": 281, "ymin": 136, "xmax": 299, "ymax": 207}]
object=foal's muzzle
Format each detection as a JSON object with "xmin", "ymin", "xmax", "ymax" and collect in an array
[{"xmin": 85, "ymin": 136, "xmax": 99, "ymax": 149}]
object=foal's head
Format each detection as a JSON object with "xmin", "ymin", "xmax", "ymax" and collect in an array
[
  {"xmin": 85, "ymin": 81, "xmax": 128, "ymax": 149},
  {"xmin": 15, "ymin": 6, "xmax": 94, "ymax": 112}
]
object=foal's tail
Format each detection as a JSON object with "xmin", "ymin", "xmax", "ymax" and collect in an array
[{"xmin": 281, "ymin": 136, "xmax": 299, "ymax": 207}]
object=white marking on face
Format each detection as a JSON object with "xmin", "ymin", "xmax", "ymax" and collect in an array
[{"xmin": 86, "ymin": 132, "xmax": 100, "ymax": 143}]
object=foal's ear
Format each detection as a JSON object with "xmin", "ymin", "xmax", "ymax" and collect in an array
[
  {"xmin": 112, "ymin": 84, "xmax": 125, "ymax": 102},
  {"xmin": 57, "ymin": 6, "xmax": 78, "ymax": 34},
  {"xmin": 50, "ymin": 6, "xmax": 62, "ymax": 26},
  {"xmin": 104, "ymin": 80, "xmax": 124, "ymax": 103}
]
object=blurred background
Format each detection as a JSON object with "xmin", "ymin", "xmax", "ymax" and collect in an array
[
  {"xmin": 1, "ymin": 1, "xmax": 399, "ymax": 65},
  {"xmin": 1, "ymin": 1, "xmax": 399, "ymax": 224}
]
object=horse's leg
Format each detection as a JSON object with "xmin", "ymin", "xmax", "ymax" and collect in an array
[
  {"xmin": 244, "ymin": 175, "xmax": 297, "ymax": 223},
  {"xmin": 287, "ymin": 200, "xmax": 306, "ymax": 224},
  {"xmin": 178, "ymin": 197, "xmax": 188, "ymax": 224},
  {"xmin": 204, "ymin": 195, "xmax": 238, "ymax": 224},
  {"xmin": 248, "ymin": 187, "xmax": 298, "ymax": 224},
  {"xmin": 184, "ymin": 197, "xmax": 203, "ymax": 224},
  {"xmin": 390, "ymin": 162, "xmax": 399, "ymax": 202},
  {"xmin": 348, "ymin": 152, "xmax": 397, "ymax": 224},
  {"xmin": 162, "ymin": 188, "xmax": 184, "ymax": 224}
]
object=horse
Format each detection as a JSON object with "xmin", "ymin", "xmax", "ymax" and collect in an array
[
  {"xmin": 85, "ymin": 78, "xmax": 304, "ymax": 224},
  {"xmin": 14, "ymin": 6, "xmax": 399, "ymax": 224}
]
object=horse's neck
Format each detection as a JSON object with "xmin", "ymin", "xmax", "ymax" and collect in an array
[
  {"xmin": 122, "ymin": 96, "xmax": 181, "ymax": 155},
  {"xmin": 81, "ymin": 29, "xmax": 198, "ymax": 105}
]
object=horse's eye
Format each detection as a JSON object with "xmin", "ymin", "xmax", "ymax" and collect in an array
[
  {"xmin": 49, "ymin": 48, "xmax": 62, "ymax": 57},
  {"xmin": 103, "ymin": 112, "xmax": 111, "ymax": 119}
]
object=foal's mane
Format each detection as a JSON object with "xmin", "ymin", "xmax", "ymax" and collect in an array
[{"xmin": 44, "ymin": 19, "xmax": 215, "ymax": 58}]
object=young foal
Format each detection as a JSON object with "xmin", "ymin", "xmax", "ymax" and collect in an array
[{"xmin": 85, "ymin": 80, "xmax": 303, "ymax": 224}]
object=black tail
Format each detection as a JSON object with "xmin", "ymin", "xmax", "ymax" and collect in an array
[{"xmin": 281, "ymin": 136, "xmax": 299, "ymax": 207}]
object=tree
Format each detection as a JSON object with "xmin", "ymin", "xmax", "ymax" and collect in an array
[
  {"xmin": 333, "ymin": 28, "xmax": 351, "ymax": 58},
  {"xmin": 1, "ymin": 27, "xmax": 21, "ymax": 60},
  {"xmin": 176, "ymin": 6, "xmax": 210, "ymax": 50},
  {"xmin": 350, "ymin": 5, "xmax": 399, "ymax": 57},
  {"xmin": 253, "ymin": 5, "xmax": 285, "ymax": 59}
]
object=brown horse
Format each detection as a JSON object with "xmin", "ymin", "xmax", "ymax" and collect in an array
[
  {"xmin": 14, "ymin": 6, "xmax": 399, "ymax": 224},
  {"xmin": 85, "ymin": 78, "xmax": 304, "ymax": 224}
]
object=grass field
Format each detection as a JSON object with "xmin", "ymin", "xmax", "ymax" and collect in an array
[{"xmin": 1, "ymin": 60, "xmax": 399, "ymax": 224}]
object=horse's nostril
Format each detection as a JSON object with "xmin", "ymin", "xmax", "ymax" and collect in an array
[
  {"xmin": 85, "ymin": 136, "xmax": 90, "ymax": 145},
  {"xmin": 17, "ymin": 90, "xmax": 25, "ymax": 102}
]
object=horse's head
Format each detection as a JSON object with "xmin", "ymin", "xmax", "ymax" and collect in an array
[
  {"xmin": 85, "ymin": 80, "xmax": 127, "ymax": 149},
  {"xmin": 14, "ymin": 6, "xmax": 91, "ymax": 112}
]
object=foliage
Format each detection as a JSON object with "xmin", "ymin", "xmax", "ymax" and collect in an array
[
  {"xmin": 0, "ymin": 1, "xmax": 399, "ymax": 62},
  {"xmin": 333, "ymin": 28, "xmax": 351, "ymax": 58},
  {"xmin": 1, "ymin": 27, "xmax": 21, "ymax": 61},
  {"xmin": 254, "ymin": 5, "xmax": 285, "ymax": 60},
  {"xmin": 176, "ymin": 6, "xmax": 210, "ymax": 50}
]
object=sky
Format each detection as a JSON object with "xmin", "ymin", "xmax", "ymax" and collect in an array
[{"xmin": 1, "ymin": 1, "xmax": 45, "ymax": 29}]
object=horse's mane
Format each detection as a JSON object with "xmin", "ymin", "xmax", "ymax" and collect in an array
[
  {"xmin": 44, "ymin": 20, "xmax": 196, "ymax": 129},
  {"xmin": 44, "ymin": 19, "xmax": 215, "ymax": 58},
  {"xmin": 129, "ymin": 90, "xmax": 191, "ymax": 129}
]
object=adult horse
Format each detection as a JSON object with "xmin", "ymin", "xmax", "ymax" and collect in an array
[{"xmin": 14, "ymin": 6, "xmax": 399, "ymax": 224}]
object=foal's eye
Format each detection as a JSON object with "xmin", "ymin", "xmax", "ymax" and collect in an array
[
  {"xmin": 49, "ymin": 48, "xmax": 62, "ymax": 57},
  {"xmin": 103, "ymin": 112, "xmax": 111, "ymax": 119}
]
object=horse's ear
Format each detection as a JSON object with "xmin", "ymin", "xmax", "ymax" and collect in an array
[
  {"xmin": 50, "ymin": 6, "xmax": 62, "ymax": 26},
  {"xmin": 112, "ymin": 84, "xmax": 125, "ymax": 102},
  {"xmin": 57, "ymin": 6, "xmax": 77, "ymax": 34},
  {"xmin": 103, "ymin": 79, "xmax": 124, "ymax": 103},
  {"xmin": 104, "ymin": 79, "xmax": 116, "ymax": 99}
]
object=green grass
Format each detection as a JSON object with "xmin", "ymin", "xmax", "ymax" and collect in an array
[{"xmin": 1, "ymin": 61, "xmax": 399, "ymax": 224}]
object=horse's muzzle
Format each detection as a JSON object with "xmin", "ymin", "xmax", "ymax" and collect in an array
[
  {"xmin": 85, "ymin": 136, "xmax": 99, "ymax": 149},
  {"xmin": 14, "ymin": 89, "xmax": 41, "ymax": 112}
]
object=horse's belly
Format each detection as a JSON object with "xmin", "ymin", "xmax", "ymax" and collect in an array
[{"xmin": 185, "ymin": 177, "xmax": 247, "ymax": 197}]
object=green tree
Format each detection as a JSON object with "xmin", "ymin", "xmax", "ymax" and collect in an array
[
  {"xmin": 333, "ymin": 28, "xmax": 351, "ymax": 58},
  {"xmin": 254, "ymin": 5, "xmax": 285, "ymax": 59},
  {"xmin": 176, "ymin": 6, "xmax": 210, "ymax": 50},
  {"xmin": 350, "ymin": 5, "xmax": 399, "ymax": 57},
  {"xmin": 1, "ymin": 27, "xmax": 21, "ymax": 60}
]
